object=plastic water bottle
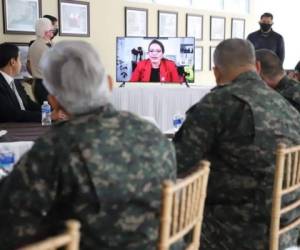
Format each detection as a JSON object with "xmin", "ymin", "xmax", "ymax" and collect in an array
[
  {"xmin": 172, "ymin": 114, "xmax": 184, "ymax": 130},
  {"xmin": 41, "ymin": 101, "xmax": 51, "ymax": 126},
  {"xmin": 0, "ymin": 150, "xmax": 15, "ymax": 174}
]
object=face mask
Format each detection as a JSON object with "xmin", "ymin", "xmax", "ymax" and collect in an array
[
  {"xmin": 52, "ymin": 28, "xmax": 59, "ymax": 38},
  {"xmin": 260, "ymin": 23, "xmax": 272, "ymax": 32}
]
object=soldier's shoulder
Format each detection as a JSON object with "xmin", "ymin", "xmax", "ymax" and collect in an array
[
  {"xmin": 288, "ymin": 78, "xmax": 300, "ymax": 89},
  {"xmin": 210, "ymin": 84, "xmax": 228, "ymax": 92},
  {"xmin": 208, "ymin": 83, "xmax": 235, "ymax": 97},
  {"xmin": 118, "ymin": 110, "xmax": 170, "ymax": 140},
  {"xmin": 186, "ymin": 85, "xmax": 232, "ymax": 115}
]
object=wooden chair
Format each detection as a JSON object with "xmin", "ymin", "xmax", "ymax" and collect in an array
[
  {"xmin": 270, "ymin": 143, "xmax": 300, "ymax": 250},
  {"xmin": 19, "ymin": 219, "xmax": 81, "ymax": 250},
  {"xmin": 158, "ymin": 160, "xmax": 210, "ymax": 250}
]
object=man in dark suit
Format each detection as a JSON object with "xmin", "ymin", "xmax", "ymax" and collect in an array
[{"xmin": 0, "ymin": 43, "xmax": 41, "ymax": 122}]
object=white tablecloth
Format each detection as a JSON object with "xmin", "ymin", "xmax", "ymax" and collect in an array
[{"xmin": 111, "ymin": 84, "xmax": 214, "ymax": 132}]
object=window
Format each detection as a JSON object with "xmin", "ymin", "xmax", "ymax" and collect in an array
[
  {"xmin": 125, "ymin": 0, "xmax": 153, "ymax": 3},
  {"xmin": 154, "ymin": 0, "xmax": 191, "ymax": 6},
  {"xmin": 224, "ymin": 0, "xmax": 249, "ymax": 14},
  {"xmin": 125, "ymin": 0, "xmax": 251, "ymax": 14},
  {"xmin": 192, "ymin": 0, "xmax": 224, "ymax": 11}
]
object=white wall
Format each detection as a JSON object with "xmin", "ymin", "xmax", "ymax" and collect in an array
[{"xmin": 253, "ymin": 0, "xmax": 300, "ymax": 69}]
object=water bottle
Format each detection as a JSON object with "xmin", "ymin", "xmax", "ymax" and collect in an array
[
  {"xmin": 41, "ymin": 101, "xmax": 52, "ymax": 126},
  {"xmin": 0, "ymin": 150, "xmax": 15, "ymax": 174},
  {"xmin": 172, "ymin": 113, "xmax": 184, "ymax": 130}
]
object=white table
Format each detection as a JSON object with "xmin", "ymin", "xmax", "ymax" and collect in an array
[{"xmin": 111, "ymin": 83, "xmax": 214, "ymax": 132}]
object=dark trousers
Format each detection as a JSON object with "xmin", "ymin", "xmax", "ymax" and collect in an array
[{"xmin": 33, "ymin": 79, "xmax": 48, "ymax": 105}]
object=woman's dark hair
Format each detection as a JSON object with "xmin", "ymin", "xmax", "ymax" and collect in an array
[
  {"xmin": 148, "ymin": 39, "xmax": 165, "ymax": 53},
  {"xmin": 0, "ymin": 43, "xmax": 19, "ymax": 68}
]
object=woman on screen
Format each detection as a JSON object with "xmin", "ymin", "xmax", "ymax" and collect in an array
[{"xmin": 130, "ymin": 39, "xmax": 181, "ymax": 83}]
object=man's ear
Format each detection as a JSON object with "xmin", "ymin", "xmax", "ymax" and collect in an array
[
  {"xmin": 9, "ymin": 58, "xmax": 16, "ymax": 67},
  {"xmin": 255, "ymin": 60, "xmax": 261, "ymax": 74},
  {"xmin": 213, "ymin": 66, "xmax": 222, "ymax": 85},
  {"xmin": 107, "ymin": 75, "xmax": 113, "ymax": 91}
]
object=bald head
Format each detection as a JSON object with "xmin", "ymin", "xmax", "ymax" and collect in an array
[
  {"xmin": 214, "ymin": 38, "xmax": 255, "ymax": 70},
  {"xmin": 256, "ymin": 49, "xmax": 284, "ymax": 80},
  {"xmin": 214, "ymin": 39, "xmax": 256, "ymax": 71},
  {"xmin": 213, "ymin": 39, "xmax": 257, "ymax": 85}
]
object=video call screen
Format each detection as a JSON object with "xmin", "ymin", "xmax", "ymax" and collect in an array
[{"xmin": 116, "ymin": 37, "xmax": 195, "ymax": 83}]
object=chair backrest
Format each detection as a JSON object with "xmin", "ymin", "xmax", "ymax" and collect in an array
[
  {"xmin": 20, "ymin": 219, "xmax": 81, "ymax": 250},
  {"xmin": 158, "ymin": 160, "xmax": 210, "ymax": 250},
  {"xmin": 270, "ymin": 143, "xmax": 300, "ymax": 250}
]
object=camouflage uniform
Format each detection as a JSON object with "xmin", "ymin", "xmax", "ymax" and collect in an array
[
  {"xmin": 174, "ymin": 71, "xmax": 300, "ymax": 249},
  {"xmin": 0, "ymin": 104, "xmax": 176, "ymax": 250},
  {"xmin": 275, "ymin": 75, "xmax": 300, "ymax": 112}
]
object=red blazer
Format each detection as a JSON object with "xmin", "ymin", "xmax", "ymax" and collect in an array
[{"xmin": 130, "ymin": 59, "xmax": 181, "ymax": 83}]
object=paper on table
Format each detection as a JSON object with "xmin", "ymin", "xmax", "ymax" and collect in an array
[
  {"xmin": 0, "ymin": 130, "xmax": 7, "ymax": 137},
  {"xmin": 0, "ymin": 141, "xmax": 34, "ymax": 164}
]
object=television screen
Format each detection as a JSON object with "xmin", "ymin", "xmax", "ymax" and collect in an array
[{"xmin": 116, "ymin": 37, "xmax": 195, "ymax": 83}]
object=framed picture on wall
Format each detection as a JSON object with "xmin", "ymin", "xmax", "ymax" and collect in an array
[
  {"xmin": 158, "ymin": 10, "xmax": 178, "ymax": 37},
  {"xmin": 210, "ymin": 16, "xmax": 225, "ymax": 41},
  {"xmin": 195, "ymin": 46, "xmax": 203, "ymax": 71},
  {"xmin": 186, "ymin": 14, "xmax": 203, "ymax": 41},
  {"xmin": 210, "ymin": 46, "xmax": 216, "ymax": 70},
  {"xmin": 2, "ymin": 0, "xmax": 42, "ymax": 34},
  {"xmin": 125, "ymin": 7, "xmax": 148, "ymax": 37},
  {"xmin": 58, "ymin": 0, "xmax": 90, "ymax": 37},
  {"xmin": 7, "ymin": 43, "xmax": 31, "ymax": 79},
  {"xmin": 231, "ymin": 18, "xmax": 245, "ymax": 39}
]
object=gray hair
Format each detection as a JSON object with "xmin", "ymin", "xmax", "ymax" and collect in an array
[
  {"xmin": 36, "ymin": 18, "xmax": 52, "ymax": 38},
  {"xmin": 40, "ymin": 41, "xmax": 111, "ymax": 115},
  {"xmin": 256, "ymin": 49, "xmax": 284, "ymax": 78},
  {"xmin": 214, "ymin": 38, "xmax": 256, "ymax": 71}
]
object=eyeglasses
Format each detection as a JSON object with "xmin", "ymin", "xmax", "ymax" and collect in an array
[{"xmin": 149, "ymin": 49, "xmax": 162, "ymax": 53}]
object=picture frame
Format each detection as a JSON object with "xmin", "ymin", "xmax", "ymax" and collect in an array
[
  {"xmin": 195, "ymin": 46, "xmax": 203, "ymax": 71},
  {"xmin": 158, "ymin": 10, "xmax": 178, "ymax": 37},
  {"xmin": 7, "ymin": 43, "xmax": 31, "ymax": 79},
  {"xmin": 58, "ymin": 0, "xmax": 90, "ymax": 37},
  {"xmin": 125, "ymin": 7, "xmax": 148, "ymax": 37},
  {"xmin": 210, "ymin": 16, "xmax": 225, "ymax": 41},
  {"xmin": 231, "ymin": 18, "xmax": 245, "ymax": 39},
  {"xmin": 186, "ymin": 14, "xmax": 203, "ymax": 41},
  {"xmin": 210, "ymin": 46, "xmax": 216, "ymax": 70},
  {"xmin": 2, "ymin": 0, "xmax": 42, "ymax": 34}
]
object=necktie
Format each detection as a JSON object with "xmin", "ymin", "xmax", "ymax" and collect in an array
[{"xmin": 11, "ymin": 80, "xmax": 25, "ymax": 111}]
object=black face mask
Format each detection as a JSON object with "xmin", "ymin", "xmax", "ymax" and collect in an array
[
  {"xmin": 260, "ymin": 23, "xmax": 272, "ymax": 32},
  {"xmin": 52, "ymin": 28, "xmax": 59, "ymax": 38}
]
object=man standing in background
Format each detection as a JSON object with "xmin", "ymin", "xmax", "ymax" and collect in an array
[
  {"xmin": 27, "ymin": 15, "xmax": 58, "ymax": 77},
  {"xmin": 247, "ymin": 12, "xmax": 285, "ymax": 62},
  {"xmin": 42, "ymin": 15, "xmax": 59, "ymax": 41},
  {"xmin": 29, "ymin": 18, "xmax": 55, "ymax": 105}
]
